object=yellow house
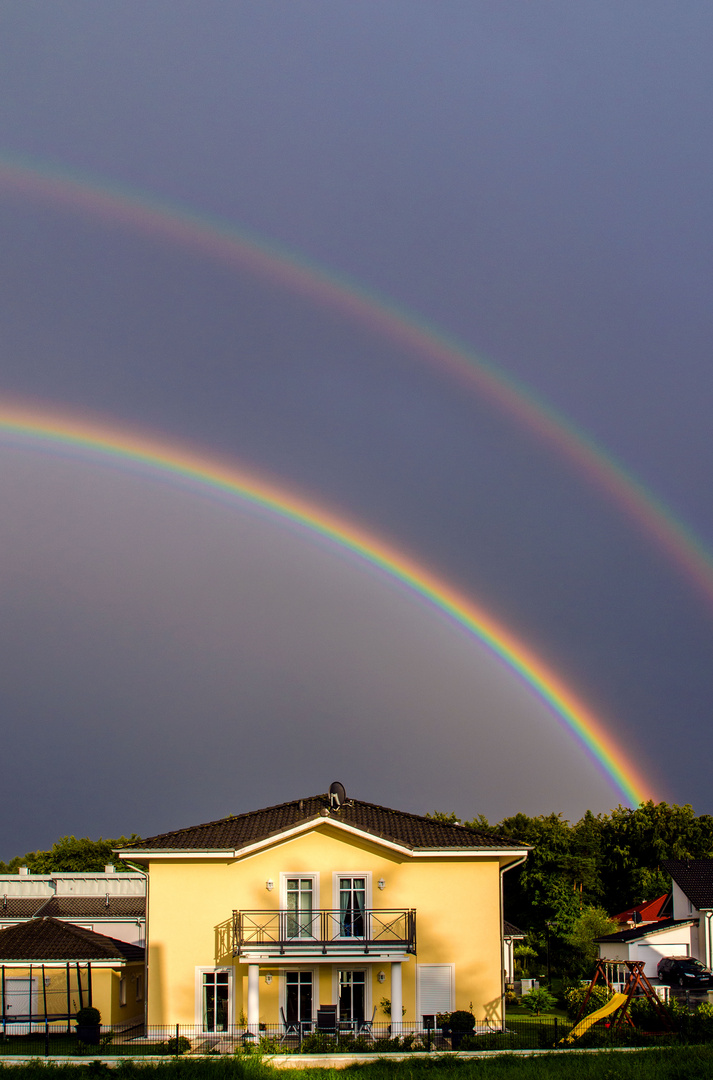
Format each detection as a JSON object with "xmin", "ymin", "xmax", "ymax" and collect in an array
[{"xmin": 118, "ymin": 786, "xmax": 527, "ymax": 1035}]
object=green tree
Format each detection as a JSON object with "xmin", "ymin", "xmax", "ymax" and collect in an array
[
  {"xmin": 567, "ymin": 905, "xmax": 620, "ymax": 976},
  {"xmin": 0, "ymin": 834, "xmax": 142, "ymax": 874}
]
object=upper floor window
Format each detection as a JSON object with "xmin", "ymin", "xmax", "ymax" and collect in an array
[
  {"xmin": 286, "ymin": 878, "xmax": 314, "ymax": 938},
  {"xmin": 339, "ymin": 878, "xmax": 365, "ymax": 937}
]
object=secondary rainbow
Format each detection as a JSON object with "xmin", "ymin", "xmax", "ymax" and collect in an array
[
  {"xmin": 0, "ymin": 400, "xmax": 653, "ymax": 807},
  {"xmin": 1, "ymin": 152, "xmax": 712, "ymax": 616}
]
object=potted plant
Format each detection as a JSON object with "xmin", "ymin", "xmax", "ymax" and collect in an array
[
  {"xmin": 75, "ymin": 1006, "xmax": 102, "ymax": 1045},
  {"xmin": 446, "ymin": 1010, "xmax": 475, "ymax": 1050}
]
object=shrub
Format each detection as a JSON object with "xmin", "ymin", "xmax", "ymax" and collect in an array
[
  {"xmin": 521, "ymin": 987, "xmax": 557, "ymax": 1015},
  {"xmin": 159, "ymin": 1035, "xmax": 192, "ymax": 1055},
  {"xmin": 75, "ymin": 1007, "xmax": 101, "ymax": 1025},
  {"xmin": 563, "ymin": 984, "xmax": 612, "ymax": 1020},
  {"xmin": 447, "ymin": 1010, "xmax": 476, "ymax": 1032},
  {"xmin": 691, "ymin": 1001, "xmax": 713, "ymax": 1042}
]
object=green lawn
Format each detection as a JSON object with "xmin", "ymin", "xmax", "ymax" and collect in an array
[{"xmin": 2, "ymin": 1048, "xmax": 713, "ymax": 1079}]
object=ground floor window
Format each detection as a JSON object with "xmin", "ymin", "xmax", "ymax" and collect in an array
[
  {"xmin": 202, "ymin": 971, "xmax": 229, "ymax": 1032},
  {"xmin": 285, "ymin": 970, "xmax": 313, "ymax": 1024},
  {"xmin": 338, "ymin": 970, "xmax": 365, "ymax": 1022}
]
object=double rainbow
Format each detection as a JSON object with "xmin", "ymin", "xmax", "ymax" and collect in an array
[
  {"xmin": 1, "ymin": 152, "xmax": 712, "ymax": 614},
  {"xmin": 0, "ymin": 401, "xmax": 653, "ymax": 806}
]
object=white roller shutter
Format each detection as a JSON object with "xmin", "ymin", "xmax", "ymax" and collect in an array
[{"xmin": 417, "ymin": 964, "xmax": 453, "ymax": 1021}]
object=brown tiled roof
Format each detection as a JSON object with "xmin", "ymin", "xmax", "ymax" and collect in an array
[
  {"xmin": 0, "ymin": 918, "xmax": 144, "ymax": 962},
  {"xmin": 662, "ymin": 860, "xmax": 713, "ymax": 910},
  {"xmin": 121, "ymin": 794, "xmax": 523, "ymax": 853},
  {"xmin": 39, "ymin": 896, "xmax": 145, "ymax": 919},
  {"xmin": 503, "ymin": 920, "xmax": 525, "ymax": 938},
  {"xmin": 0, "ymin": 898, "xmax": 48, "ymax": 918}
]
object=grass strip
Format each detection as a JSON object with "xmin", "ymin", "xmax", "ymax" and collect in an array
[{"xmin": 2, "ymin": 1048, "xmax": 713, "ymax": 1080}]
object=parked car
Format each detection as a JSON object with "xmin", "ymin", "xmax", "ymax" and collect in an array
[{"xmin": 657, "ymin": 956, "xmax": 713, "ymax": 987}]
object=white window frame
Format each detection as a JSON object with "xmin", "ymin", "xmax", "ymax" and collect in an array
[
  {"xmin": 280, "ymin": 967, "xmax": 317, "ymax": 1024},
  {"xmin": 332, "ymin": 873, "xmax": 372, "ymax": 939},
  {"xmin": 416, "ymin": 963, "xmax": 455, "ymax": 1025},
  {"xmin": 119, "ymin": 977, "xmax": 127, "ymax": 1007},
  {"xmin": 332, "ymin": 966, "xmax": 371, "ymax": 1022},
  {"xmin": 280, "ymin": 873, "xmax": 320, "ymax": 940},
  {"xmin": 195, "ymin": 966, "xmax": 234, "ymax": 1032},
  {"xmin": 280, "ymin": 873, "xmax": 320, "ymax": 909}
]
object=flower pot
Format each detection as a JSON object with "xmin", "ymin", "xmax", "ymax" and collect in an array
[{"xmin": 76, "ymin": 1023, "xmax": 101, "ymax": 1045}]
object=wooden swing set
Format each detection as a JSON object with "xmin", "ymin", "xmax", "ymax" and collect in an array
[{"xmin": 564, "ymin": 958, "xmax": 670, "ymax": 1043}]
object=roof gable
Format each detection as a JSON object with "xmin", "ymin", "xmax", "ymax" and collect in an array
[
  {"xmin": 118, "ymin": 793, "xmax": 524, "ymax": 856},
  {"xmin": 663, "ymin": 860, "xmax": 713, "ymax": 910}
]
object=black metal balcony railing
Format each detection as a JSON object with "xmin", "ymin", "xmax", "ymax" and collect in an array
[{"xmin": 233, "ymin": 909, "xmax": 416, "ymax": 955}]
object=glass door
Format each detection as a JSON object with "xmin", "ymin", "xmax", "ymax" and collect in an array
[
  {"xmin": 286, "ymin": 878, "xmax": 314, "ymax": 938},
  {"xmin": 285, "ymin": 970, "xmax": 313, "ymax": 1025},
  {"xmin": 339, "ymin": 878, "xmax": 365, "ymax": 937},
  {"xmin": 338, "ymin": 970, "xmax": 366, "ymax": 1023},
  {"xmin": 202, "ymin": 971, "xmax": 229, "ymax": 1032}
]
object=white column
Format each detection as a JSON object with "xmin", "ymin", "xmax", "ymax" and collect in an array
[
  {"xmin": 247, "ymin": 964, "xmax": 260, "ymax": 1032},
  {"xmin": 704, "ymin": 911, "xmax": 713, "ymax": 970},
  {"xmin": 391, "ymin": 961, "xmax": 402, "ymax": 1034}
]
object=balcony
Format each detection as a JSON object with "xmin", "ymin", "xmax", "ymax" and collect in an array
[{"xmin": 232, "ymin": 908, "xmax": 416, "ymax": 958}]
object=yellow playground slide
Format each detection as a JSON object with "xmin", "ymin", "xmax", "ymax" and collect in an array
[{"xmin": 563, "ymin": 992, "xmax": 629, "ymax": 1043}]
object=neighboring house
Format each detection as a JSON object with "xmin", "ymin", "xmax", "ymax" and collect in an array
[
  {"xmin": 0, "ymin": 917, "xmax": 145, "ymax": 1029},
  {"xmin": 0, "ymin": 868, "xmax": 145, "ymax": 946},
  {"xmin": 502, "ymin": 921, "xmax": 525, "ymax": 985},
  {"xmin": 595, "ymin": 918, "xmax": 697, "ymax": 979},
  {"xmin": 597, "ymin": 861, "xmax": 713, "ymax": 979},
  {"xmin": 662, "ymin": 859, "xmax": 713, "ymax": 970},
  {"xmin": 117, "ymin": 786, "xmax": 528, "ymax": 1033}
]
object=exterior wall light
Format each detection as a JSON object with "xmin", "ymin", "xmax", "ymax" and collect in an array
[
  {"xmin": 266, "ymin": 879, "xmax": 274, "ymax": 891},
  {"xmin": 265, "ymin": 973, "xmax": 273, "ymax": 984},
  {"xmin": 377, "ymin": 971, "xmax": 386, "ymax": 983},
  {"xmin": 378, "ymin": 879, "xmax": 386, "ymax": 890}
]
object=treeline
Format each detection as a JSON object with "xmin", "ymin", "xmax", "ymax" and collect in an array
[
  {"xmin": 0, "ymin": 833, "xmax": 142, "ymax": 874},
  {"xmin": 431, "ymin": 802, "xmax": 713, "ymax": 977}
]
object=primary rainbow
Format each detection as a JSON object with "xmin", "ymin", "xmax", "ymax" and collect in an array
[
  {"xmin": 1, "ymin": 153, "xmax": 712, "ymax": 615},
  {"xmin": 0, "ymin": 400, "xmax": 653, "ymax": 807}
]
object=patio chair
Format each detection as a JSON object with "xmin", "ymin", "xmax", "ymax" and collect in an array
[
  {"xmin": 317, "ymin": 1006, "xmax": 338, "ymax": 1034},
  {"xmin": 280, "ymin": 1006, "xmax": 300, "ymax": 1044},
  {"xmin": 357, "ymin": 1006, "xmax": 376, "ymax": 1040}
]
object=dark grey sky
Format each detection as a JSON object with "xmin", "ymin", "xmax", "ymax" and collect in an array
[{"xmin": 0, "ymin": 2, "xmax": 711, "ymax": 855}]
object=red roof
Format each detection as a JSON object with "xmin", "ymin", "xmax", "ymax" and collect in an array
[{"xmin": 614, "ymin": 893, "xmax": 670, "ymax": 926}]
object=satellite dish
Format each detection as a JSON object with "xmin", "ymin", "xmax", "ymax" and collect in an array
[{"xmin": 329, "ymin": 781, "xmax": 347, "ymax": 809}]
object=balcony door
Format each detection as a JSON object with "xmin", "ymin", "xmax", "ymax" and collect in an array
[
  {"xmin": 339, "ymin": 878, "xmax": 365, "ymax": 938},
  {"xmin": 201, "ymin": 970, "xmax": 230, "ymax": 1033},
  {"xmin": 286, "ymin": 877, "xmax": 314, "ymax": 939},
  {"xmin": 338, "ymin": 970, "xmax": 366, "ymax": 1023},
  {"xmin": 285, "ymin": 970, "xmax": 313, "ymax": 1025}
]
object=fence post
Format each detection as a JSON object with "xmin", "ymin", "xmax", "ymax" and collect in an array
[
  {"xmin": 553, "ymin": 1017, "xmax": 558, "ymax": 1047},
  {"xmin": 176, "ymin": 1023, "xmax": 180, "ymax": 1056}
]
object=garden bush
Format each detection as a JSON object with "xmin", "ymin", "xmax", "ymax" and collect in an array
[
  {"xmin": 563, "ymin": 984, "xmax": 612, "ymax": 1020},
  {"xmin": 521, "ymin": 988, "xmax": 557, "ymax": 1015}
]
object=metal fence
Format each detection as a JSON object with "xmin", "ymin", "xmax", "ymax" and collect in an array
[{"xmin": 0, "ymin": 1016, "xmax": 707, "ymax": 1056}]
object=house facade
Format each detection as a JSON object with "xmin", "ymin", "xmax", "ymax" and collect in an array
[
  {"xmin": 0, "ymin": 868, "xmax": 145, "ymax": 946},
  {"xmin": 118, "ymin": 787, "xmax": 527, "ymax": 1033}
]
